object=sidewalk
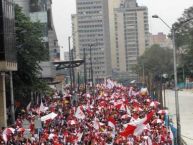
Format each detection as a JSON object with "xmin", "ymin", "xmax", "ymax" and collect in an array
[{"xmin": 165, "ymin": 90, "xmax": 193, "ymax": 144}]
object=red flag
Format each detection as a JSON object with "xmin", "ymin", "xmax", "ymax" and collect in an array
[
  {"xmin": 144, "ymin": 111, "xmax": 155, "ymax": 124},
  {"xmin": 119, "ymin": 124, "xmax": 136, "ymax": 137},
  {"xmin": 108, "ymin": 117, "xmax": 116, "ymax": 129},
  {"xmin": 67, "ymin": 135, "xmax": 78, "ymax": 143},
  {"xmin": 108, "ymin": 117, "xmax": 116, "ymax": 125},
  {"xmin": 120, "ymin": 111, "xmax": 155, "ymax": 137}
]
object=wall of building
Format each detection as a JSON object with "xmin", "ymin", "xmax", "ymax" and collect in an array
[
  {"xmin": 63, "ymin": 51, "xmax": 70, "ymax": 61},
  {"xmin": 108, "ymin": 0, "xmax": 121, "ymax": 72},
  {"xmin": 102, "ymin": 0, "xmax": 112, "ymax": 77},
  {"xmin": 149, "ymin": 32, "xmax": 172, "ymax": 49},
  {"xmin": 137, "ymin": 9, "xmax": 149, "ymax": 56},
  {"xmin": 75, "ymin": 0, "xmax": 112, "ymax": 81},
  {"xmin": 115, "ymin": 11, "xmax": 127, "ymax": 72},
  {"xmin": 113, "ymin": 1, "xmax": 149, "ymax": 80},
  {"xmin": 15, "ymin": 0, "xmax": 60, "ymax": 81},
  {"xmin": 71, "ymin": 14, "xmax": 79, "ymax": 59},
  {"xmin": 73, "ymin": 0, "xmax": 150, "ymax": 81}
]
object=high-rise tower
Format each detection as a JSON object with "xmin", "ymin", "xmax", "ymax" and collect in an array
[
  {"xmin": 14, "ymin": 0, "xmax": 60, "ymax": 61},
  {"xmin": 74, "ymin": 0, "xmax": 112, "ymax": 82},
  {"xmin": 14, "ymin": 0, "xmax": 60, "ymax": 80},
  {"xmin": 113, "ymin": 0, "xmax": 149, "ymax": 80},
  {"xmin": 73, "ymin": 0, "xmax": 149, "ymax": 82}
]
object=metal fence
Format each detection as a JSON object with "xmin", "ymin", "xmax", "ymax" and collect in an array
[{"xmin": 178, "ymin": 82, "xmax": 193, "ymax": 89}]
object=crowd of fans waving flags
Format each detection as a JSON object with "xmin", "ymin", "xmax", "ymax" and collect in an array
[{"xmin": 0, "ymin": 79, "xmax": 174, "ymax": 144}]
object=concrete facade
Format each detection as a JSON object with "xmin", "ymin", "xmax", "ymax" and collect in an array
[
  {"xmin": 113, "ymin": 0, "xmax": 149, "ymax": 80},
  {"xmin": 74, "ymin": 0, "xmax": 112, "ymax": 82},
  {"xmin": 63, "ymin": 51, "xmax": 70, "ymax": 61},
  {"xmin": 73, "ymin": 0, "xmax": 149, "ymax": 81},
  {"xmin": 71, "ymin": 14, "xmax": 79, "ymax": 60},
  {"xmin": 0, "ymin": 0, "xmax": 17, "ymax": 127},
  {"xmin": 47, "ymin": 0, "xmax": 60, "ymax": 61},
  {"xmin": 14, "ymin": 0, "xmax": 60, "ymax": 79},
  {"xmin": 14, "ymin": 0, "xmax": 60, "ymax": 62},
  {"xmin": 149, "ymin": 32, "xmax": 173, "ymax": 49},
  {"xmin": 108, "ymin": 0, "xmax": 122, "ymax": 74},
  {"xmin": 0, "ymin": 73, "xmax": 7, "ymax": 127}
]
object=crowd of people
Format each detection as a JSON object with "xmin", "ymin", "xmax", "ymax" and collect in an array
[{"xmin": 0, "ymin": 80, "xmax": 174, "ymax": 145}]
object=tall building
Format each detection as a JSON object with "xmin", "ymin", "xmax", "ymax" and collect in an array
[
  {"xmin": 14, "ymin": 0, "xmax": 60, "ymax": 61},
  {"xmin": 14, "ymin": 0, "xmax": 60, "ymax": 80},
  {"xmin": 113, "ymin": 0, "xmax": 149, "ymax": 80},
  {"xmin": 108, "ymin": 0, "xmax": 122, "ymax": 77},
  {"xmin": 63, "ymin": 51, "xmax": 70, "ymax": 61},
  {"xmin": 73, "ymin": 0, "xmax": 149, "ymax": 82},
  {"xmin": 0, "ymin": 0, "xmax": 17, "ymax": 128},
  {"xmin": 74, "ymin": 0, "xmax": 112, "ymax": 82},
  {"xmin": 71, "ymin": 14, "xmax": 79, "ymax": 60},
  {"xmin": 149, "ymin": 32, "xmax": 172, "ymax": 49}
]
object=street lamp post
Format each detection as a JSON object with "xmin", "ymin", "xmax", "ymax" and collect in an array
[
  {"xmin": 89, "ymin": 44, "xmax": 94, "ymax": 91},
  {"xmin": 142, "ymin": 62, "xmax": 145, "ymax": 86},
  {"xmin": 83, "ymin": 48, "xmax": 87, "ymax": 93},
  {"xmin": 152, "ymin": 15, "xmax": 181, "ymax": 144},
  {"xmin": 68, "ymin": 36, "xmax": 72, "ymax": 93},
  {"xmin": 71, "ymin": 49, "xmax": 75, "ymax": 88},
  {"xmin": 152, "ymin": 14, "xmax": 193, "ymax": 144}
]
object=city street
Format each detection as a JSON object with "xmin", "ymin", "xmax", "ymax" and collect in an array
[
  {"xmin": 165, "ymin": 89, "xmax": 193, "ymax": 144},
  {"xmin": 0, "ymin": 0, "xmax": 192, "ymax": 144}
]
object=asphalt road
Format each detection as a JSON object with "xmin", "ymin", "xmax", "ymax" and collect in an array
[{"xmin": 165, "ymin": 89, "xmax": 193, "ymax": 144}]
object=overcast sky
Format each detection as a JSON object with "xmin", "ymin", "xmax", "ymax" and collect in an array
[{"xmin": 52, "ymin": 0, "xmax": 193, "ymax": 52}]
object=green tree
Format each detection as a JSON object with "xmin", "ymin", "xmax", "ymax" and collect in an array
[
  {"xmin": 173, "ymin": 6, "xmax": 193, "ymax": 78},
  {"xmin": 13, "ymin": 5, "xmax": 49, "ymax": 100},
  {"xmin": 138, "ymin": 45, "xmax": 173, "ymax": 76},
  {"xmin": 134, "ymin": 45, "xmax": 173, "ymax": 106}
]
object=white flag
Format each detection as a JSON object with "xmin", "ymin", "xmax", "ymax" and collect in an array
[
  {"xmin": 133, "ymin": 124, "xmax": 146, "ymax": 136},
  {"xmin": 41, "ymin": 112, "xmax": 57, "ymax": 122},
  {"xmin": 75, "ymin": 106, "xmax": 85, "ymax": 120},
  {"xmin": 26, "ymin": 102, "xmax": 31, "ymax": 111},
  {"xmin": 93, "ymin": 118, "xmax": 100, "ymax": 130},
  {"xmin": 39, "ymin": 101, "xmax": 48, "ymax": 113},
  {"xmin": 126, "ymin": 106, "xmax": 131, "ymax": 116},
  {"xmin": 77, "ymin": 133, "xmax": 83, "ymax": 142}
]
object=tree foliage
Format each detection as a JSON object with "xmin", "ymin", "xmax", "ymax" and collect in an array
[
  {"xmin": 133, "ymin": 45, "xmax": 173, "ymax": 103},
  {"xmin": 137, "ymin": 45, "xmax": 173, "ymax": 77},
  {"xmin": 13, "ymin": 5, "xmax": 49, "ymax": 97},
  {"xmin": 173, "ymin": 6, "xmax": 193, "ymax": 77}
]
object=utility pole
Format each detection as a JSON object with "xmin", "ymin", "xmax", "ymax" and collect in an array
[
  {"xmin": 68, "ymin": 36, "xmax": 72, "ymax": 93},
  {"xmin": 163, "ymin": 82, "xmax": 166, "ymax": 108},
  {"xmin": 10, "ymin": 71, "xmax": 15, "ymax": 123},
  {"xmin": 83, "ymin": 48, "xmax": 87, "ymax": 93},
  {"xmin": 172, "ymin": 29, "xmax": 181, "ymax": 144},
  {"xmin": 78, "ymin": 71, "xmax": 80, "ymax": 93},
  {"xmin": 71, "ymin": 49, "xmax": 75, "ymax": 88},
  {"xmin": 142, "ymin": 63, "xmax": 145, "ymax": 86},
  {"xmin": 160, "ymin": 74, "xmax": 163, "ymax": 108},
  {"xmin": 89, "ymin": 44, "xmax": 94, "ymax": 93},
  {"xmin": 0, "ymin": 72, "xmax": 7, "ymax": 127},
  {"xmin": 152, "ymin": 15, "xmax": 183, "ymax": 144}
]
